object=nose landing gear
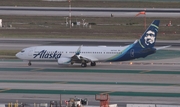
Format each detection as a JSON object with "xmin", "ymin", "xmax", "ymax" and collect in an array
[{"xmin": 28, "ymin": 61, "xmax": 32, "ymax": 66}]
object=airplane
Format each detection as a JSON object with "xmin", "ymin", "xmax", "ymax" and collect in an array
[{"xmin": 16, "ymin": 20, "xmax": 169, "ymax": 67}]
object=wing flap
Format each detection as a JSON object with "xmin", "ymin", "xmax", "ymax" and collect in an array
[
  {"xmin": 80, "ymin": 55, "xmax": 98, "ymax": 62},
  {"xmin": 71, "ymin": 54, "xmax": 98, "ymax": 63},
  {"xmin": 71, "ymin": 45, "xmax": 98, "ymax": 63}
]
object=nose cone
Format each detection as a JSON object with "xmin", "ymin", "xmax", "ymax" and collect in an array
[{"xmin": 16, "ymin": 52, "xmax": 21, "ymax": 59}]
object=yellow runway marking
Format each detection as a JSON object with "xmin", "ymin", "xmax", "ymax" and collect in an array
[
  {"xmin": 172, "ymin": 84, "xmax": 180, "ymax": 87},
  {"xmin": 140, "ymin": 70, "xmax": 151, "ymax": 74},
  {"xmin": 0, "ymin": 88, "xmax": 10, "ymax": 93},
  {"xmin": 100, "ymin": 91, "xmax": 115, "ymax": 95},
  {"xmin": 19, "ymin": 64, "xmax": 28, "ymax": 67}
]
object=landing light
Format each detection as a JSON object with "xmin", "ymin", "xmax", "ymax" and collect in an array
[{"xmin": 130, "ymin": 62, "xmax": 133, "ymax": 65}]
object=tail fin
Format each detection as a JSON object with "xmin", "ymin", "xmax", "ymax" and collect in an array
[{"xmin": 138, "ymin": 20, "xmax": 160, "ymax": 49}]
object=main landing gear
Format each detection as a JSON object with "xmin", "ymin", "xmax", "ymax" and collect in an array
[
  {"xmin": 28, "ymin": 61, "xmax": 32, "ymax": 66},
  {"xmin": 81, "ymin": 62, "xmax": 96, "ymax": 67},
  {"xmin": 81, "ymin": 62, "xmax": 87, "ymax": 67},
  {"xmin": 90, "ymin": 62, "xmax": 96, "ymax": 66}
]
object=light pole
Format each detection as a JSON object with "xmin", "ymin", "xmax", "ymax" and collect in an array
[
  {"xmin": 68, "ymin": 0, "xmax": 71, "ymax": 28},
  {"xmin": 65, "ymin": 17, "xmax": 68, "ymax": 26},
  {"xmin": 82, "ymin": 19, "xmax": 85, "ymax": 27}
]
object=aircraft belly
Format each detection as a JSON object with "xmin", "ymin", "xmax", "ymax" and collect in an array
[{"xmin": 30, "ymin": 58, "xmax": 56, "ymax": 61}]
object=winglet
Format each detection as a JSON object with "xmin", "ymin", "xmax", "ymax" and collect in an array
[{"xmin": 75, "ymin": 45, "xmax": 83, "ymax": 55}]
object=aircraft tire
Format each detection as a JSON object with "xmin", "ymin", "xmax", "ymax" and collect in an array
[
  {"xmin": 81, "ymin": 63, "xmax": 87, "ymax": 67},
  {"xmin": 90, "ymin": 62, "xmax": 96, "ymax": 66},
  {"xmin": 28, "ymin": 61, "xmax": 32, "ymax": 66}
]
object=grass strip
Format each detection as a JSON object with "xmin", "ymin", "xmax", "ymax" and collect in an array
[
  {"xmin": 1, "ymin": 89, "xmax": 180, "ymax": 97},
  {"xmin": 1, "ymin": 0, "xmax": 180, "ymax": 8},
  {"xmin": 0, "ymin": 80, "xmax": 178, "ymax": 86},
  {"xmin": 0, "ymin": 68, "xmax": 180, "ymax": 74}
]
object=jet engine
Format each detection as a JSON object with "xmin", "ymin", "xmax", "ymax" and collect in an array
[{"xmin": 58, "ymin": 57, "xmax": 71, "ymax": 64}]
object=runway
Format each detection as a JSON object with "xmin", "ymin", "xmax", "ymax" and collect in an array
[
  {"xmin": 0, "ymin": 60, "xmax": 180, "ymax": 104},
  {"xmin": 0, "ymin": 39, "xmax": 180, "ymax": 105},
  {"xmin": 0, "ymin": 6, "xmax": 180, "ymax": 17},
  {"xmin": 0, "ymin": 38, "xmax": 180, "ymax": 50}
]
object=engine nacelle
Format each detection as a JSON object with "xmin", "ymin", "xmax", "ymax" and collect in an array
[{"xmin": 58, "ymin": 57, "xmax": 71, "ymax": 64}]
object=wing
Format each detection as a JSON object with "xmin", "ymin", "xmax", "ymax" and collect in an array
[
  {"xmin": 58, "ymin": 45, "xmax": 98, "ymax": 64},
  {"xmin": 71, "ymin": 45, "xmax": 98, "ymax": 63},
  {"xmin": 155, "ymin": 45, "xmax": 171, "ymax": 50}
]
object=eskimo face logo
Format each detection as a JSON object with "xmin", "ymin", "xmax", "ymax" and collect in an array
[{"xmin": 144, "ymin": 30, "xmax": 155, "ymax": 45}]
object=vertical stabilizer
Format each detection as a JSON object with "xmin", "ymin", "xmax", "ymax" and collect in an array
[{"xmin": 138, "ymin": 20, "xmax": 160, "ymax": 49}]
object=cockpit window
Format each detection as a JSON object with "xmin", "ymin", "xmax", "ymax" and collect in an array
[{"xmin": 21, "ymin": 50, "xmax": 25, "ymax": 53}]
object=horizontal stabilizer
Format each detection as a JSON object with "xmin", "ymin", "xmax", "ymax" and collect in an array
[{"xmin": 156, "ymin": 45, "xmax": 171, "ymax": 50}]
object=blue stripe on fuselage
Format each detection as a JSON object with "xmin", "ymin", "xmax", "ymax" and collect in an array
[{"xmin": 107, "ymin": 43, "xmax": 135, "ymax": 61}]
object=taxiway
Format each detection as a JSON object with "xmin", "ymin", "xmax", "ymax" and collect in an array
[
  {"xmin": 0, "ymin": 39, "xmax": 180, "ymax": 105},
  {"xmin": 0, "ymin": 7, "xmax": 180, "ymax": 17}
]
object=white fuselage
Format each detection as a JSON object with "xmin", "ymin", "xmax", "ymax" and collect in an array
[
  {"xmin": 16, "ymin": 45, "xmax": 129, "ymax": 62},
  {"xmin": 15, "ymin": 20, "xmax": 161, "ymax": 67}
]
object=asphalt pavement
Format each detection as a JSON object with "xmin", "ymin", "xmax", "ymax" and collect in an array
[{"xmin": 0, "ymin": 7, "xmax": 180, "ymax": 17}]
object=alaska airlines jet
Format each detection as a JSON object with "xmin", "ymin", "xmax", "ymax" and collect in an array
[{"xmin": 16, "ymin": 20, "xmax": 168, "ymax": 67}]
